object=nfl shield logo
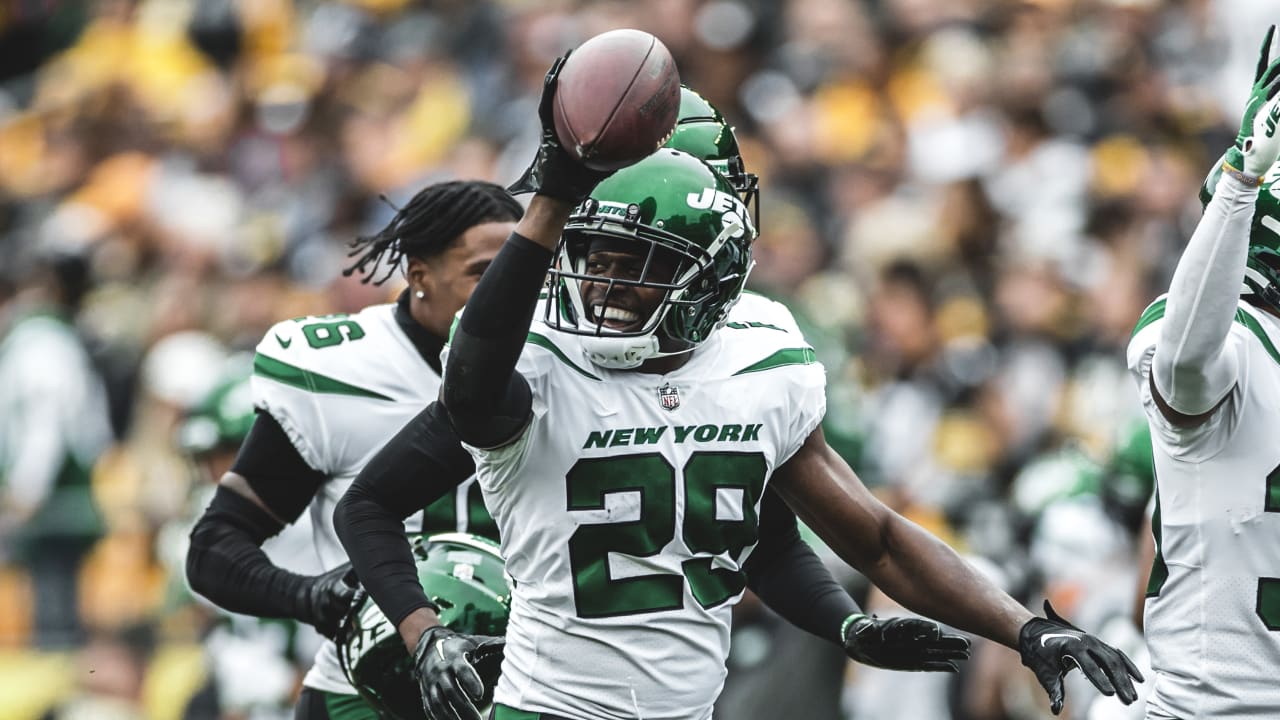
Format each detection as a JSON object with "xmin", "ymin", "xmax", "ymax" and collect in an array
[{"xmin": 658, "ymin": 384, "xmax": 680, "ymax": 411}]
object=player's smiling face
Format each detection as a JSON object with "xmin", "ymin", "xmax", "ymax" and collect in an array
[{"xmin": 580, "ymin": 246, "xmax": 677, "ymax": 333}]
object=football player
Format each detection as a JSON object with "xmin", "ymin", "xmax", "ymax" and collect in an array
[
  {"xmin": 171, "ymin": 358, "xmax": 321, "ymax": 717},
  {"xmin": 386, "ymin": 57, "xmax": 1140, "ymax": 720},
  {"xmin": 335, "ymin": 87, "xmax": 973, "ymax": 720},
  {"xmin": 1130, "ymin": 25, "xmax": 1280, "ymax": 719},
  {"xmin": 184, "ymin": 180, "xmax": 523, "ymax": 720}
]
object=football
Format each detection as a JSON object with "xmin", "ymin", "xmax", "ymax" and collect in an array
[{"xmin": 553, "ymin": 29, "xmax": 681, "ymax": 171}]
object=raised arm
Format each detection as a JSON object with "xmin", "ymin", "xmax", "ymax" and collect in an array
[
  {"xmin": 440, "ymin": 198, "xmax": 569, "ymax": 448},
  {"xmin": 441, "ymin": 54, "xmax": 608, "ymax": 449},
  {"xmin": 1153, "ymin": 28, "xmax": 1280, "ymax": 421}
]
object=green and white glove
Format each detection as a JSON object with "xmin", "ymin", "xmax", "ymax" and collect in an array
[
  {"xmin": 1201, "ymin": 25, "xmax": 1280, "ymax": 201},
  {"xmin": 1229, "ymin": 26, "xmax": 1280, "ymax": 180}
]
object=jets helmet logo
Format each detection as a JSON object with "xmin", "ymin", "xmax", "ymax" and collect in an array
[
  {"xmin": 686, "ymin": 187, "xmax": 751, "ymax": 238},
  {"xmin": 658, "ymin": 383, "xmax": 681, "ymax": 411}
]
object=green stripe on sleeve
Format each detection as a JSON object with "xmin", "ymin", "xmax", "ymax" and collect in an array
[
  {"xmin": 1130, "ymin": 298, "xmax": 1167, "ymax": 338},
  {"xmin": 526, "ymin": 332, "xmax": 601, "ymax": 380},
  {"xmin": 253, "ymin": 353, "xmax": 393, "ymax": 400},
  {"xmin": 732, "ymin": 347, "xmax": 817, "ymax": 376}
]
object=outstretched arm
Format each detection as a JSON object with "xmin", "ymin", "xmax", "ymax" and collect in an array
[
  {"xmin": 771, "ymin": 427, "xmax": 1141, "ymax": 714},
  {"xmin": 744, "ymin": 489, "xmax": 858, "ymax": 642},
  {"xmin": 746, "ymin": 488, "xmax": 970, "ymax": 672},
  {"xmin": 771, "ymin": 428, "xmax": 1030, "ymax": 646}
]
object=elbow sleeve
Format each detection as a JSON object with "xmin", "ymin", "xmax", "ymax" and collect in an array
[
  {"xmin": 441, "ymin": 233, "xmax": 550, "ymax": 447},
  {"xmin": 186, "ymin": 486, "xmax": 308, "ymax": 619},
  {"xmin": 335, "ymin": 402, "xmax": 474, "ymax": 624},
  {"xmin": 442, "ymin": 338, "xmax": 533, "ymax": 448}
]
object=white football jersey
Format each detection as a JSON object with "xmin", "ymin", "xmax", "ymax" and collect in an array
[
  {"xmin": 454, "ymin": 293, "xmax": 827, "ymax": 720},
  {"xmin": 1128, "ymin": 295, "xmax": 1280, "ymax": 718},
  {"xmin": 252, "ymin": 301, "xmax": 490, "ymax": 694}
]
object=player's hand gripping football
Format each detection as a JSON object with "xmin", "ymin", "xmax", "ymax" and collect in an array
[
  {"xmin": 299, "ymin": 562, "xmax": 358, "ymax": 639},
  {"xmin": 413, "ymin": 625, "xmax": 505, "ymax": 720},
  {"xmin": 841, "ymin": 613, "xmax": 971, "ymax": 672},
  {"xmin": 1018, "ymin": 600, "xmax": 1143, "ymax": 715},
  {"xmin": 508, "ymin": 53, "xmax": 615, "ymax": 203}
]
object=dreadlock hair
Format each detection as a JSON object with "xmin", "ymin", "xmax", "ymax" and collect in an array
[{"xmin": 344, "ymin": 180, "xmax": 524, "ymax": 285}]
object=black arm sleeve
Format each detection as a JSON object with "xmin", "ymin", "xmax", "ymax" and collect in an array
[
  {"xmin": 744, "ymin": 487, "xmax": 860, "ymax": 644},
  {"xmin": 334, "ymin": 402, "xmax": 476, "ymax": 627},
  {"xmin": 230, "ymin": 410, "xmax": 327, "ymax": 524},
  {"xmin": 441, "ymin": 232, "xmax": 552, "ymax": 448},
  {"xmin": 186, "ymin": 485, "xmax": 312, "ymax": 620}
]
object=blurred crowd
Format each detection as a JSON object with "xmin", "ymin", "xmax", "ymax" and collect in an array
[{"xmin": 0, "ymin": 0, "xmax": 1274, "ymax": 718}]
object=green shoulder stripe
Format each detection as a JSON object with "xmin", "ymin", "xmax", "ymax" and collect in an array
[
  {"xmin": 526, "ymin": 332, "xmax": 600, "ymax": 380},
  {"xmin": 1130, "ymin": 298, "xmax": 1167, "ymax": 338},
  {"xmin": 1234, "ymin": 307, "xmax": 1280, "ymax": 366},
  {"xmin": 1130, "ymin": 299, "xmax": 1280, "ymax": 366},
  {"xmin": 733, "ymin": 347, "xmax": 816, "ymax": 376},
  {"xmin": 253, "ymin": 353, "xmax": 393, "ymax": 401}
]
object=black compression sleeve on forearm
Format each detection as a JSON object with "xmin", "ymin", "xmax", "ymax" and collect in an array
[
  {"xmin": 186, "ymin": 485, "xmax": 313, "ymax": 621},
  {"xmin": 441, "ymin": 232, "xmax": 551, "ymax": 448},
  {"xmin": 230, "ymin": 411, "xmax": 327, "ymax": 524},
  {"xmin": 334, "ymin": 402, "xmax": 474, "ymax": 626},
  {"xmin": 745, "ymin": 488, "xmax": 859, "ymax": 643}
]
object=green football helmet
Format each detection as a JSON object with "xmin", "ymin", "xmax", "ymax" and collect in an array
[
  {"xmin": 664, "ymin": 87, "xmax": 759, "ymax": 224},
  {"xmin": 1199, "ymin": 154, "xmax": 1280, "ymax": 310},
  {"xmin": 336, "ymin": 533, "xmax": 512, "ymax": 720},
  {"xmin": 545, "ymin": 149, "xmax": 758, "ymax": 369},
  {"xmin": 1102, "ymin": 420, "xmax": 1155, "ymax": 531},
  {"xmin": 176, "ymin": 355, "xmax": 255, "ymax": 456}
]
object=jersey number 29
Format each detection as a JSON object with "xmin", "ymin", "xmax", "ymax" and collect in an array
[{"xmin": 567, "ymin": 451, "xmax": 767, "ymax": 618}]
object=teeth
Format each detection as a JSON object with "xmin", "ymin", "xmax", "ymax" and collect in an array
[{"xmin": 594, "ymin": 304, "xmax": 639, "ymax": 323}]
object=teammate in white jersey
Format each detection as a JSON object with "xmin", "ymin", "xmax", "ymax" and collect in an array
[
  {"xmin": 185, "ymin": 180, "xmax": 522, "ymax": 720},
  {"xmin": 1128, "ymin": 26, "xmax": 1280, "ymax": 719},
  {"xmin": 426, "ymin": 56, "xmax": 1142, "ymax": 720}
]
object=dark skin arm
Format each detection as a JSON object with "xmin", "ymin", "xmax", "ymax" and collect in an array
[
  {"xmin": 771, "ymin": 426, "xmax": 1032, "ymax": 648},
  {"xmin": 221, "ymin": 472, "xmax": 280, "ymax": 519}
]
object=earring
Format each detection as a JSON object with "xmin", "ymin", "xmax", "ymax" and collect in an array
[{"xmin": 415, "ymin": 290, "xmax": 425, "ymax": 299}]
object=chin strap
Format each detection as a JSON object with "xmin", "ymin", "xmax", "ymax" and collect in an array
[{"xmin": 580, "ymin": 334, "xmax": 662, "ymax": 369}]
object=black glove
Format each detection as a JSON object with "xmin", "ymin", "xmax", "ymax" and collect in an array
[
  {"xmin": 297, "ymin": 562, "xmax": 357, "ymax": 639},
  {"xmin": 1018, "ymin": 600, "xmax": 1143, "ymax": 715},
  {"xmin": 841, "ymin": 613, "xmax": 971, "ymax": 672},
  {"xmin": 508, "ymin": 52, "xmax": 614, "ymax": 203},
  {"xmin": 412, "ymin": 625, "xmax": 506, "ymax": 720}
]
